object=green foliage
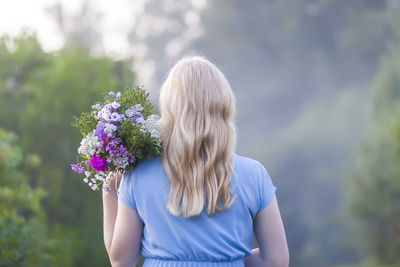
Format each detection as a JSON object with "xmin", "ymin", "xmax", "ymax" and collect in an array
[
  {"xmin": 0, "ymin": 32, "xmax": 136, "ymax": 266},
  {"xmin": 334, "ymin": 260, "xmax": 395, "ymax": 267},
  {"xmin": 346, "ymin": 50, "xmax": 400, "ymax": 266},
  {"xmin": 116, "ymin": 87, "xmax": 162, "ymax": 161},
  {"xmin": 109, "ymin": 86, "xmax": 156, "ymax": 116},
  {"xmin": 0, "ymin": 129, "xmax": 73, "ymax": 267},
  {"xmin": 72, "ymin": 112, "xmax": 97, "ymax": 137},
  {"xmin": 118, "ymin": 120, "xmax": 162, "ymax": 162}
]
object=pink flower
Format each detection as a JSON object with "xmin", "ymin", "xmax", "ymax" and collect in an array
[{"xmin": 90, "ymin": 154, "xmax": 107, "ymax": 172}]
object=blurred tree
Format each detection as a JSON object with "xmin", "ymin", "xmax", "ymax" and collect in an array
[
  {"xmin": 189, "ymin": 1, "xmax": 400, "ymax": 266},
  {"xmin": 46, "ymin": 0, "xmax": 103, "ymax": 53},
  {"xmin": 0, "ymin": 32, "xmax": 135, "ymax": 266},
  {"xmin": 126, "ymin": 0, "xmax": 206, "ymax": 93},
  {"xmin": 346, "ymin": 50, "xmax": 400, "ymax": 266},
  {"xmin": 0, "ymin": 128, "xmax": 74, "ymax": 266}
]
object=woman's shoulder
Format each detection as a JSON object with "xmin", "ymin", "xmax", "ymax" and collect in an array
[
  {"xmin": 232, "ymin": 153, "xmax": 273, "ymax": 188},
  {"xmin": 233, "ymin": 153, "xmax": 276, "ymax": 214},
  {"xmin": 124, "ymin": 156, "xmax": 163, "ymax": 177},
  {"xmin": 233, "ymin": 153, "xmax": 266, "ymax": 172},
  {"xmin": 137, "ymin": 156, "xmax": 162, "ymax": 168}
]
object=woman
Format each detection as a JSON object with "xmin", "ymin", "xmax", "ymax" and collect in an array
[{"xmin": 103, "ymin": 56, "xmax": 289, "ymax": 267}]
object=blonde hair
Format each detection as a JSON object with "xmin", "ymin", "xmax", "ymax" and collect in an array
[{"xmin": 159, "ymin": 56, "xmax": 237, "ymax": 217}]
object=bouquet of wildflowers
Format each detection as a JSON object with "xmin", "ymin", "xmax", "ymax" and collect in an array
[{"xmin": 70, "ymin": 86, "xmax": 162, "ymax": 193}]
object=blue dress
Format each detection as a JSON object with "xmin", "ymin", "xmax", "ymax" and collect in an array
[{"xmin": 117, "ymin": 153, "xmax": 277, "ymax": 267}]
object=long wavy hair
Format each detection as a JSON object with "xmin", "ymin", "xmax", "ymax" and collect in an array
[{"xmin": 159, "ymin": 56, "xmax": 237, "ymax": 217}]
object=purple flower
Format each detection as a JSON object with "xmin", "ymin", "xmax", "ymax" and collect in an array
[
  {"xmin": 125, "ymin": 108, "xmax": 136, "ymax": 118},
  {"xmin": 135, "ymin": 113, "xmax": 144, "ymax": 120},
  {"xmin": 90, "ymin": 154, "xmax": 107, "ymax": 172},
  {"xmin": 120, "ymin": 145, "xmax": 127, "ymax": 154},
  {"xmin": 129, "ymin": 155, "xmax": 136, "ymax": 163},
  {"xmin": 111, "ymin": 138, "xmax": 121, "ymax": 147},
  {"xmin": 71, "ymin": 164, "xmax": 85, "ymax": 173},
  {"xmin": 99, "ymin": 140, "xmax": 106, "ymax": 149},
  {"xmin": 95, "ymin": 122, "xmax": 107, "ymax": 139},
  {"xmin": 129, "ymin": 113, "xmax": 144, "ymax": 124}
]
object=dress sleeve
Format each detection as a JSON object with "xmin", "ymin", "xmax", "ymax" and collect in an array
[
  {"xmin": 117, "ymin": 170, "xmax": 137, "ymax": 210},
  {"xmin": 256, "ymin": 162, "xmax": 277, "ymax": 212}
]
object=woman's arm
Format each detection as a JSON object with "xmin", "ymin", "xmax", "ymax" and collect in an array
[
  {"xmin": 103, "ymin": 176, "xmax": 119, "ymax": 258},
  {"xmin": 103, "ymin": 173, "xmax": 144, "ymax": 267},
  {"xmin": 244, "ymin": 195, "xmax": 289, "ymax": 267}
]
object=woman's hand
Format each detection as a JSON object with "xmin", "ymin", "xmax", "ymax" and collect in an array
[{"xmin": 104, "ymin": 170, "xmax": 123, "ymax": 193}]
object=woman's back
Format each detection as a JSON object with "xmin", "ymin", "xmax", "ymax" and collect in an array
[
  {"xmin": 118, "ymin": 153, "xmax": 277, "ymax": 266},
  {"xmin": 104, "ymin": 56, "xmax": 288, "ymax": 267}
]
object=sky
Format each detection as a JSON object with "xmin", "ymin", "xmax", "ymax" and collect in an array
[{"xmin": 0, "ymin": 0, "xmax": 141, "ymax": 56}]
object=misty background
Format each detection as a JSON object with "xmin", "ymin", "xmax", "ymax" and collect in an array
[{"xmin": 1, "ymin": 0, "xmax": 399, "ymax": 266}]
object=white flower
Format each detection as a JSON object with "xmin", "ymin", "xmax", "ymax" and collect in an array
[
  {"xmin": 95, "ymin": 172, "xmax": 107, "ymax": 181},
  {"xmin": 97, "ymin": 105, "xmax": 113, "ymax": 121},
  {"xmin": 92, "ymin": 104, "xmax": 102, "ymax": 110},
  {"xmin": 102, "ymin": 111, "xmax": 111, "ymax": 121},
  {"xmin": 78, "ymin": 132, "xmax": 100, "ymax": 157},
  {"xmin": 83, "ymin": 178, "xmax": 88, "ymax": 183},
  {"xmin": 109, "ymin": 112, "xmax": 121, "ymax": 122},
  {"xmin": 94, "ymin": 108, "xmax": 104, "ymax": 120},
  {"xmin": 136, "ymin": 117, "xmax": 145, "ymax": 124},
  {"xmin": 85, "ymin": 171, "xmax": 90, "ymax": 177},
  {"xmin": 138, "ymin": 114, "xmax": 160, "ymax": 139},
  {"xmin": 133, "ymin": 104, "xmax": 144, "ymax": 112},
  {"xmin": 105, "ymin": 103, "xmax": 113, "ymax": 111},
  {"xmin": 113, "ymin": 156, "xmax": 129, "ymax": 169},
  {"xmin": 89, "ymin": 182, "xmax": 93, "ymax": 186},
  {"xmin": 104, "ymin": 123, "xmax": 117, "ymax": 137},
  {"xmin": 111, "ymin": 101, "xmax": 121, "ymax": 109}
]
